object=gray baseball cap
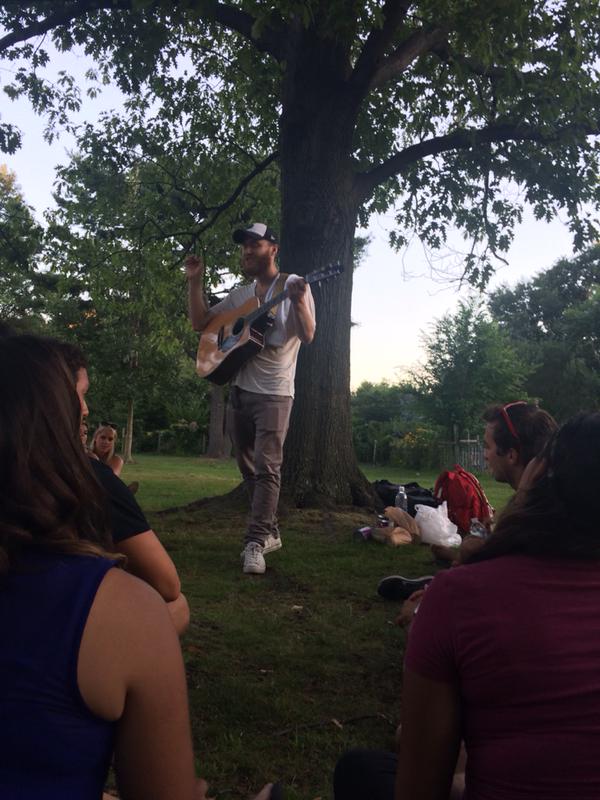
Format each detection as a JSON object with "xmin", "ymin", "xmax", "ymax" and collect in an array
[{"xmin": 232, "ymin": 222, "xmax": 278, "ymax": 244}]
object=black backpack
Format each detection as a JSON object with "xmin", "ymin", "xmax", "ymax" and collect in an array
[
  {"xmin": 372, "ymin": 480, "xmax": 440, "ymax": 517},
  {"xmin": 372, "ymin": 479, "xmax": 400, "ymax": 506}
]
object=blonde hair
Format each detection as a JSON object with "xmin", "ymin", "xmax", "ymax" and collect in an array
[{"xmin": 92, "ymin": 425, "xmax": 118, "ymax": 464}]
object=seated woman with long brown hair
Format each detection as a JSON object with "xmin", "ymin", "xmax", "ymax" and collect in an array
[
  {"xmin": 335, "ymin": 412, "xmax": 600, "ymax": 800},
  {"xmin": 0, "ymin": 335, "xmax": 203, "ymax": 798}
]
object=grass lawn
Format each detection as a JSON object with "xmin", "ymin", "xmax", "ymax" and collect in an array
[{"xmin": 120, "ymin": 455, "xmax": 512, "ymax": 800}]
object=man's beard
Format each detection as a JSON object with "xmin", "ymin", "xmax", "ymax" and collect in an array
[{"xmin": 241, "ymin": 250, "xmax": 271, "ymax": 277}]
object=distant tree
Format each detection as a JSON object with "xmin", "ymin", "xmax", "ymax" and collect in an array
[
  {"xmin": 416, "ymin": 299, "xmax": 528, "ymax": 437},
  {"xmin": 489, "ymin": 246, "xmax": 600, "ymax": 418},
  {"xmin": 351, "ymin": 380, "xmax": 419, "ymax": 463},
  {"xmin": 489, "ymin": 245, "xmax": 600, "ymax": 341},
  {"xmin": 44, "ymin": 222, "xmax": 208, "ymax": 459},
  {"xmin": 0, "ymin": 165, "xmax": 47, "ymax": 327}
]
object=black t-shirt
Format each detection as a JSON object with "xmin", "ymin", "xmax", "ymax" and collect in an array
[{"xmin": 90, "ymin": 458, "xmax": 150, "ymax": 543}]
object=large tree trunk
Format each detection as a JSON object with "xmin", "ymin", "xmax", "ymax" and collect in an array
[
  {"xmin": 279, "ymin": 27, "xmax": 373, "ymax": 506},
  {"xmin": 207, "ymin": 383, "xmax": 228, "ymax": 458}
]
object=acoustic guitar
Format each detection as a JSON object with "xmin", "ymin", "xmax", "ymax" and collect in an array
[{"xmin": 196, "ymin": 264, "xmax": 344, "ymax": 385}]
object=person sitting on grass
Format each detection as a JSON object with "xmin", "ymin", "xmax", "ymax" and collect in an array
[
  {"xmin": 92, "ymin": 422, "xmax": 125, "ymax": 477},
  {"xmin": 378, "ymin": 401, "xmax": 557, "ymax": 605},
  {"xmin": 0, "ymin": 334, "xmax": 203, "ymax": 799},
  {"xmin": 51, "ymin": 339, "xmax": 190, "ymax": 636},
  {"xmin": 335, "ymin": 412, "xmax": 600, "ymax": 800}
]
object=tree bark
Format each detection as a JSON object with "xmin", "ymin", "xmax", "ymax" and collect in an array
[
  {"xmin": 207, "ymin": 383, "xmax": 228, "ymax": 457},
  {"xmin": 278, "ymin": 28, "xmax": 374, "ymax": 506},
  {"xmin": 123, "ymin": 396, "xmax": 134, "ymax": 463}
]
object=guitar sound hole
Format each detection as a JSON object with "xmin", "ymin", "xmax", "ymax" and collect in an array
[{"xmin": 232, "ymin": 317, "xmax": 244, "ymax": 336}]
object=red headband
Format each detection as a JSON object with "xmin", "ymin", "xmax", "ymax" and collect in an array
[{"xmin": 500, "ymin": 401, "xmax": 527, "ymax": 447}]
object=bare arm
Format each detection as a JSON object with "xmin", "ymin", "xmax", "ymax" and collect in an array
[
  {"xmin": 118, "ymin": 530, "xmax": 181, "ymax": 602},
  {"xmin": 185, "ymin": 255, "xmax": 213, "ymax": 332},
  {"xmin": 118, "ymin": 531, "xmax": 189, "ymax": 634},
  {"xmin": 287, "ymin": 278, "xmax": 316, "ymax": 344},
  {"xmin": 166, "ymin": 592, "xmax": 191, "ymax": 637},
  {"xmin": 109, "ymin": 454, "xmax": 124, "ymax": 477},
  {"xmin": 396, "ymin": 668, "xmax": 461, "ymax": 800},
  {"xmin": 395, "ymin": 590, "xmax": 425, "ymax": 629},
  {"xmin": 79, "ymin": 570, "xmax": 197, "ymax": 800},
  {"xmin": 114, "ymin": 604, "xmax": 196, "ymax": 800}
]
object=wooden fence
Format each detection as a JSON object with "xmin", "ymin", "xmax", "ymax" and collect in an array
[{"xmin": 438, "ymin": 438, "xmax": 485, "ymax": 472}]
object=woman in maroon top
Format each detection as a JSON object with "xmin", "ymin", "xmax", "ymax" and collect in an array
[
  {"xmin": 336, "ymin": 413, "xmax": 600, "ymax": 800},
  {"xmin": 404, "ymin": 412, "xmax": 600, "ymax": 800}
]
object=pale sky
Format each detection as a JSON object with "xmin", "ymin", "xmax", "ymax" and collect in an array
[{"xmin": 0, "ymin": 44, "xmax": 579, "ymax": 388}]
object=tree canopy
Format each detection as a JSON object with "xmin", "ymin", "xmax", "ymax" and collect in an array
[
  {"xmin": 2, "ymin": 1, "xmax": 600, "ymax": 502},
  {"xmin": 489, "ymin": 245, "xmax": 600, "ymax": 419},
  {"xmin": 1, "ymin": 1, "xmax": 599, "ymax": 283}
]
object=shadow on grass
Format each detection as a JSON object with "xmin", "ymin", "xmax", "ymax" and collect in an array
[{"xmin": 155, "ymin": 502, "xmax": 436, "ymax": 800}]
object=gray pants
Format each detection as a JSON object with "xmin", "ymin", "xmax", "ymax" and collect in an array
[{"xmin": 228, "ymin": 386, "xmax": 293, "ymax": 546}]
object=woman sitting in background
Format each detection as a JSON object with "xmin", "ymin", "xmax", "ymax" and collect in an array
[
  {"xmin": 335, "ymin": 412, "xmax": 600, "ymax": 800},
  {"xmin": 92, "ymin": 423, "xmax": 124, "ymax": 476},
  {"xmin": 0, "ymin": 335, "xmax": 200, "ymax": 799}
]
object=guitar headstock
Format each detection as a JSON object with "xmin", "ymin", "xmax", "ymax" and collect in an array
[{"xmin": 304, "ymin": 264, "xmax": 344, "ymax": 285}]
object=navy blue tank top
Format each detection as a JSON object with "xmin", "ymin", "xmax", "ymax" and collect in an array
[{"xmin": 0, "ymin": 552, "xmax": 116, "ymax": 799}]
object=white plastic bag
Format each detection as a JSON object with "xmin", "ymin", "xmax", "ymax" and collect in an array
[{"xmin": 414, "ymin": 502, "xmax": 461, "ymax": 547}]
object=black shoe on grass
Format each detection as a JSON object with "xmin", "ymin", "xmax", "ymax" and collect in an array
[{"xmin": 377, "ymin": 574, "xmax": 433, "ymax": 602}]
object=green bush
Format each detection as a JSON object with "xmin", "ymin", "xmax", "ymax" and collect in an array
[
  {"xmin": 389, "ymin": 426, "xmax": 441, "ymax": 470},
  {"xmin": 353, "ymin": 420, "xmax": 397, "ymax": 464}
]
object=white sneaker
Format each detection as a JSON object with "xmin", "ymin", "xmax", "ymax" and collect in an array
[
  {"xmin": 263, "ymin": 534, "xmax": 283, "ymax": 555},
  {"xmin": 242, "ymin": 542, "xmax": 266, "ymax": 574},
  {"xmin": 240, "ymin": 534, "xmax": 283, "ymax": 559}
]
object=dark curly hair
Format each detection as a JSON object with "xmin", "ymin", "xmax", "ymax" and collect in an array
[
  {"xmin": 469, "ymin": 413, "xmax": 600, "ymax": 562},
  {"xmin": 49, "ymin": 339, "xmax": 88, "ymax": 379},
  {"xmin": 482, "ymin": 402, "xmax": 557, "ymax": 466},
  {"xmin": 0, "ymin": 335, "xmax": 112, "ymax": 574}
]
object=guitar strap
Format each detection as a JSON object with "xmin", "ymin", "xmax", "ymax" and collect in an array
[{"xmin": 267, "ymin": 272, "xmax": 289, "ymax": 320}]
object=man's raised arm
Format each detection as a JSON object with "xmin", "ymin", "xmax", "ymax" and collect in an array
[{"xmin": 185, "ymin": 255, "xmax": 213, "ymax": 332}]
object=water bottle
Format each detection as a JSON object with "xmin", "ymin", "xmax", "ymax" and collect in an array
[
  {"xmin": 469, "ymin": 517, "xmax": 488, "ymax": 539},
  {"xmin": 395, "ymin": 485, "xmax": 408, "ymax": 511}
]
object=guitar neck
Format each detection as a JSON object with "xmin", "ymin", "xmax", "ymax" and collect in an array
[
  {"xmin": 246, "ymin": 286, "xmax": 289, "ymax": 326},
  {"xmin": 241, "ymin": 264, "xmax": 343, "ymax": 326}
]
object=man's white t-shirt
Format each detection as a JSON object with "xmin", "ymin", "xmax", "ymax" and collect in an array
[{"xmin": 208, "ymin": 274, "xmax": 315, "ymax": 398}]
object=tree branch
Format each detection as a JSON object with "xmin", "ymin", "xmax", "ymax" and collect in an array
[
  {"xmin": 182, "ymin": 150, "xmax": 279, "ymax": 252},
  {"xmin": 356, "ymin": 121, "xmax": 600, "ymax": 200},
  {"xmin": 93, "ymin": 152, "xmax": 279, "ymax": 254},
  {"xmin": 0, "ymin": 0, "xmax": 286, "ymax": 61},
  {"xmin": 431, "ymin": 42, "xmax": 541, "ymax": 84},
  {"xmin": 350, "ymin": 0, "xmax": 411, "ymax": 93},
  {"xmin": 199, "ymin": 1, "xmax": 286, "ymax": 61},
  {"xmin": 0, "ymin": 1, "xmax": 129, "ymax": 54},
  {"xmin": 369, "ymin": 26, "xmax": 446, "ymax": 90}
]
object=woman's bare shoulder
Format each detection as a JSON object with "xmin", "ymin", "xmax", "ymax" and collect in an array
[
  {"xmin": 109, "ymin": 454, "xmax": 125, "ymax": 476},
  {"xmin": 95, "ymin": 567, "xmax": 169, "ymax": 622},
  {"xmin": 78, "ymin": 567, "xmax": 178, "ymax": 719}
]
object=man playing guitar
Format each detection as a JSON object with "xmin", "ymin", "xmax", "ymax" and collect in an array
[{"xmin": 186, "ymin": 223, "xmax": 315, "ymax": 574}]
